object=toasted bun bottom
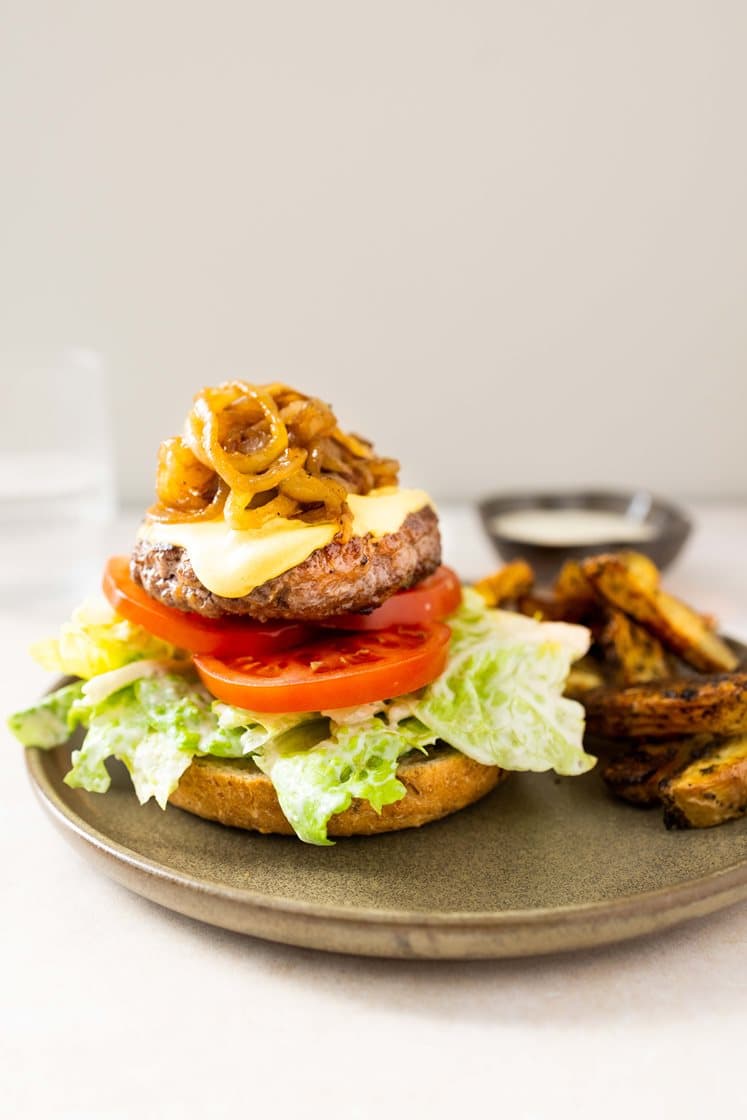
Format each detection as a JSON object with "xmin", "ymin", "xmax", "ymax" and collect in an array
[{"xmin": 169, "ymin": 748, "xmax": 503, "ymax": 837}]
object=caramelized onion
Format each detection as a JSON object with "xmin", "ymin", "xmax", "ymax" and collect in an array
[{"xmin": 149, "ymin": 381, "xmax": 399, "ymax": 538}]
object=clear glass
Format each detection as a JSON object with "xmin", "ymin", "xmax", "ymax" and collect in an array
[{"xmin": 0, "ymin": 347, "xmax": 115, "ymax": 613}]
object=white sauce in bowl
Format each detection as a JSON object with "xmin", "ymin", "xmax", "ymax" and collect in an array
[{"xmin": 491, "ymin": 508, "xmax": 658, "ymax": 547}]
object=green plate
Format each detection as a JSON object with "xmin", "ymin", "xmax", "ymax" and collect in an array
[{"xmin": 26, "ymin": 734, "xmax": 747, "ymax": 959}]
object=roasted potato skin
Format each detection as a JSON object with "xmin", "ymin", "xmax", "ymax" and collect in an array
[
  {"xmin": 474, "ymin": 560, "xmax": 534, "ymax": 607},
  {"xmin": 553, "ymin": 560, "xmax": 598, "ymax": 617},
  {"xmin": 584, "ymin": 673, "xmax": 747, "ymax": 739},
  {"xmin": 601, "ymin": 738, "xmax": 709, "ymax": 806},
  {"xmin": 473, "ymin": 551, "xmax": 747, "ymax": 832},
  {"xmin": 601, "ymin": 609, "xmax": 671, "ymax": 686},
  {"xmin": 602, "ymin": 732, "xmax": 747, "ymax": 828},
  {"xmin": 661, "ymin": 735, "xmax": 747, "ymax": 828},
  {"xmin": 582, "ymin": 553, "xmax": 739, "ymax": 673},
  {"xmin": 517, "ymin": 591, "xmax": 577, "ymax": 622}
]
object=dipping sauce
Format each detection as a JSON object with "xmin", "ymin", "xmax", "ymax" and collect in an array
[{"xmin": 490, "ymin": 508, "xmax": 658, "ymax": 547}]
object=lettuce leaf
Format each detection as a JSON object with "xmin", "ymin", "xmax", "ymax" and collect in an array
[
  {"xmin": 7, "ymin": 681, "xmax": 85, "ymax": 747},
  {"xmin": 8, "ymin": 670, "xmax": 325, "ymax": 813},
  {"xmin": 7, "ymin": 588, "xmax": 594, "ymax": 844},
  {"xmin": 254, "ymin": 716, "xmax": 436, "ymax": 845},
  {"xmin": 414, "ymin": 590, "xmax": 595, "ymax": 775},
  {"xmin": 29, "ymin": 596, "xmax": 177, "ymax": 679},
  {"xmin": 64, "ymin": 672, "xmax": 248, "ymax": 806},
  {"xmin": 212, "ymin": 702, "xmax": 312, "ymax": 756}
]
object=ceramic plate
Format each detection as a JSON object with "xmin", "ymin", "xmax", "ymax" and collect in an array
[{"xmin": 26, "ymin": 731, "xmax": 747, "ymax": 959}]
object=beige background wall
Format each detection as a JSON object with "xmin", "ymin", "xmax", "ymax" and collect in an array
[{"xmin": 1, "ymin": 1, "xmax": 746, "ymax": 503}]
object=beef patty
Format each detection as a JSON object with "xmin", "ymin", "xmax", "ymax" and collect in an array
[{"xmin": 130, "ymin": 506, "xmax": 441, "ymax": 621}]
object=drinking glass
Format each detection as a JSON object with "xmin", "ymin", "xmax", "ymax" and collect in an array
[{"xmin": 0, "ymin": 348, "xmax": 116, "ymax": 612}]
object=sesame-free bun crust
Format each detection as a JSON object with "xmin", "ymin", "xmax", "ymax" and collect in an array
[{"xmin": 169, "ymin": 748, "xmax": 503, "ymax": 837}]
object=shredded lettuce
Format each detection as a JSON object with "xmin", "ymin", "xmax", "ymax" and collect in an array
[
  {"xmin": 208, "ymin": 704, "xmax": 439, "ymax": 845},
  {"xmin": 8, "ymin": 587, "xmax": 594, "ymax": 843},
  {"xmin": 8, "ymin": 681, "xmax": 85, "ymax": 747},
  {"xmin": 65, "ymin": 673, "xmax": 251, "ymax": 807},
  {"xmin": 414, "ymin": 590, "xmax": 595, "ymax": 775},
  {"xmin": 29, "ymin": 596, "xmax": 177, "ymax": 679},
  {"xmin": 212, "ymin": 702, "xmax": 310, "ymax": 754},
  {"xmin": 254, "ymin": 715, "xmax": 437, "ymax": 845},
  {"xmin": 80, "ymin": 659, "xmax": 188, "ymax": 706}
]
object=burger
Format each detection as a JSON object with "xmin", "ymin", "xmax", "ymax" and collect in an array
[{"xmin": 9, "ymin": 381, "xmax": 594, "ymax": 844}]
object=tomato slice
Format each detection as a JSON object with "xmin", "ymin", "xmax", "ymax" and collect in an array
[
  {"xmin": 322, "ymin": 566, "xmax": 462, "ymax": 630},
  {"xmin": 102, "ymin": 556, "xmax": 311, "ymax": 658},
  {"xmin": 194, "ymin": 622, "xmax": 451, "ymax": 712}
]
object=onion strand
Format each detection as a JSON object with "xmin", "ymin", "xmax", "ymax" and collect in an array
[{"xmin": 150, "ymin": 381, "xmax": 399, "ymax": 539}]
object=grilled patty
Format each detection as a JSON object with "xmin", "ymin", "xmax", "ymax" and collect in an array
[{"xmin": 130, "ymin": 506, "xmax": 441, "ymax": 621}]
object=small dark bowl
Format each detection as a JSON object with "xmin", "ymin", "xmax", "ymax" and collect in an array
[{"xmin": 478, "ymin": 489, "xmax": 692, "ymax": 585}]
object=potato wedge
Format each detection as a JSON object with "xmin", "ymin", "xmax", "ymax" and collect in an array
[
  {"xmin": 554, "ymin": 560, "xmax": 598, "ymax": 615},
  {"xmin": 474, "ymin": 560, "xmax": 534, "ymax": 607},
  {"xmin": 601, "ymin": 609, "xmax": 671, "ymax": 685},
  {"xmin": 616, "ymin": 551, "xmax": 660, "ymax": 590},
  {"xmin": 583, "ymin": 673, "xmax": 747, "ymax": 739},
  {"xmin": 602, "ymin": 738, "xmax": 708, "ymax": 806},
  {"xmin": 661, "ymin": 734, "xmax": 747, "ymax": 828},
  {"xmin": 582, "ymin": 553, "xmax": 738, "ymax": 673},
  {"xmin": 516, "ymin": 591, "xmax": 575, "ymax": 622}
]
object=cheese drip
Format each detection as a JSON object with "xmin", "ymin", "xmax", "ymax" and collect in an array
[{"xmin": 138, "ymin": 487, "xmax": 433, "ymax": 598}]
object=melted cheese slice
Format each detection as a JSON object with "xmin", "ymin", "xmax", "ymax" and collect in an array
[{"xmin": 138, "ymin": 487, "xmax": 434, "ymax": 598}]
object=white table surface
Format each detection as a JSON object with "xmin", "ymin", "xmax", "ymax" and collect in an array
[{"xmin": 3, "ymin": 502, "xmax": 747, "ymax": 1120}]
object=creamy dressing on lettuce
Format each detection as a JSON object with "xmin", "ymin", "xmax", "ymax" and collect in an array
[{"xmin": 8, "ymin": 589, "xmax": 595, "ymax": 844}]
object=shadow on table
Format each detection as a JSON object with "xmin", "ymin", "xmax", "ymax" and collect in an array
[{"xmin": 125, "ymin": 890, "xmax": 747, "ymax": 1028}]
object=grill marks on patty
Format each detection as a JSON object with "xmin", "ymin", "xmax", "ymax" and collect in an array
[{"xmin": 130, "ymin": 506, "xmax": 441, "ymax": 622}]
